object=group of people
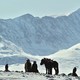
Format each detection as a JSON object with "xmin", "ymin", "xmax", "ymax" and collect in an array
[
  {"xmin": 4, "ymin": 59, "xmax": 78, "ymax": 77},
  {"xmin": 24, "ymin": 59, "xmax": 39, "ymax": 73}
]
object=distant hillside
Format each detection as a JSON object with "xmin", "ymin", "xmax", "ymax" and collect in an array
[
  {"xmin": 0, "ymin": 36, "xmax": 39, "ymax": 64},
  {"xmin": 0, "ymin": 9, "xmax": 80, "ymax": 55}
]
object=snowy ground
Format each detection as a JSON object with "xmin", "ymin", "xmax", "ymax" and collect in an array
[{"xmin": 0, "ymin": 71, "xmax": 79, "ymax": 80}]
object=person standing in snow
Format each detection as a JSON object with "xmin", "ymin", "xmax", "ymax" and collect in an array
[
  {"xmin": 68, "ymin": 67, "xmax": 78, "ymax": 77},
  {"xmin": 72, "ymin": 67, "xmax": 78, "ymax": 77},
  {"xmin": 31, "ymin": 61, "xmax": 39, "ymax": 73},
  {"xmin": 24, "ymin": 59, "xmax": 31, "ymax": 72},
  {"xmin": 5, "ymin": 64, "xmax": 10, "ymax": 72}
]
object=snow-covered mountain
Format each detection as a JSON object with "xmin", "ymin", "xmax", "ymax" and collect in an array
[{"xmin": 0, "ymin": 8, "xmax": 80, "ymax": 55}]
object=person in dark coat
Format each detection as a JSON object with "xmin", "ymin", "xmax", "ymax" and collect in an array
[
  {"xmin": 68, "ymin": 67, "xmax": 78, "ymax": 77},
  {"xmin": 5, "ymin": 64, "xmax": 9, "ymax": 72},
  {"xmin": 24, "ymin": 59, "xmax": 31, "ymax": 72},
  {"xmin": 31, "ymin": 61, "xmax": 39, "ymax": 73},
  {"xmin": 72, "ymin": 67, "xmax": 78, "ymax": 77}
]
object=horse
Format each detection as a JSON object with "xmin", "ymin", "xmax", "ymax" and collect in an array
[{"xmin": 40, "ymin": 58, "xmax": 59, "ymax": 75}]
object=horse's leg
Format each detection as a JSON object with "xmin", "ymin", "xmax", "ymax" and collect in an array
[
  {"xmin": 48, "ymin": 69, "xmax": 50, "ymax": 74},
  {"xmin": 48, "ymin": 68, "xmax": 52, "ymax": 74},
  {"xmin": 46, "ymin": 68, "xmax": 47, "ymax": 74},
  {"xmin": 56, "ymin": 63, "xmax": 59, "ymax": 75},
  {"xmin": 50, "ymin": 68, "xmax": 52, "ymax": 75},
  {"xmin": 56, "ymin": 66, "xmax": 59, "ymax": 75},
  {"xmin": 47, "ymin": 69, "xmax": 49, "ymax": 74},
  {"xmin": 54, "ymin": 67, "xmax": 59, "ymax": 75}
]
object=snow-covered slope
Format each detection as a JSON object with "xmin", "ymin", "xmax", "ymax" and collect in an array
[
  {"xmin": 49, "ymin": 43, "xmax": 80, "ymax": 58},
  {"xmin": 0, "ymin": 9, "xmax": 80, "ymax": 55},
  {"xmin": 0, "ymin": 36, "xmax": 40, "ymax": 65}
]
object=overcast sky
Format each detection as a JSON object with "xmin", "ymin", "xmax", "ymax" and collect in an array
[{"xmin": 0, "ymin": 0, "xmax": 80, "ymax": 19}]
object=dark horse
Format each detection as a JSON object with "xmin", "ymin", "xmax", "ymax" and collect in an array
[{"xmin": 40, "ymin": 58, "xmax": 59, "ymax": 75}]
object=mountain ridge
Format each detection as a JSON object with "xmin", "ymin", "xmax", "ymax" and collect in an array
[{"xmin": 0, "ymin": 8, "xmax": 80, "ymax": 55}]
